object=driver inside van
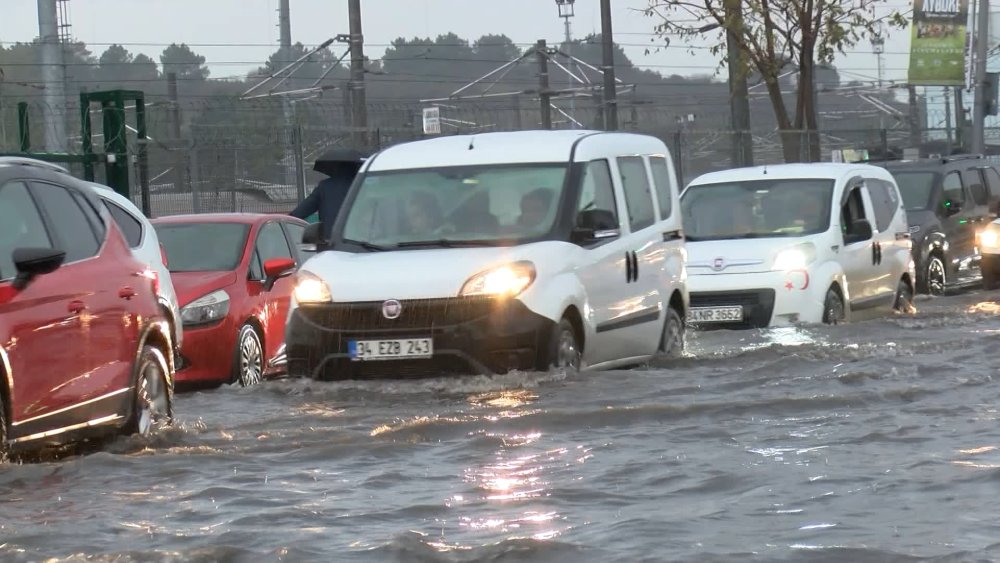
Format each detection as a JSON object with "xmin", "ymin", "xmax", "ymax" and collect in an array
[{"xmin": 517, "ymin": 188, "xmax": 554, "ymax": 230}]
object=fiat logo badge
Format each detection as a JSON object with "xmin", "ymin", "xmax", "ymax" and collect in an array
[
  {"xmin": 382, "ymin": 299, "xmax": 402, "ymax": 319},
  {"xmin": 712, "ymin": 257, "xmax": 725, "ymax": 271}
]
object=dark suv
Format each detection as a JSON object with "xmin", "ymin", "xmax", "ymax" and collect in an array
[{"xmin": 876, "ymin": 155, "xmax": 1000, "ymax": 295}]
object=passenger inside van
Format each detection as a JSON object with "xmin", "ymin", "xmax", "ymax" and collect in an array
[{"xmin": 403, "ymin": 191, "xmax": 442, "ymax": 235}]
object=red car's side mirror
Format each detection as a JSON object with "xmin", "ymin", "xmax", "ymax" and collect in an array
[{"xmin": 262, "ymin": 257, "xmax": 296, "ymax": 291}]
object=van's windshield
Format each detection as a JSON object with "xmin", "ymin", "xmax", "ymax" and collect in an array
[
  {"xmin": 340, "ymin": 163, "xmax": 568, "ymax": 248},
  {"xmin": 681, "ymin": 179, "xmax": 835, "ymax": 241}
]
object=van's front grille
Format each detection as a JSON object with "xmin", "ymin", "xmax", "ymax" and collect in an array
[{"xmin": 297, "ymin": 296, "xmax": 498, "ymax": 332}]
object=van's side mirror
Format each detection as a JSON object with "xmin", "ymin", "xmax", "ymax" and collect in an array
[
  {"xmin": 943, "ymin": 199, "xmax": 962, "ymax": 216},
  {"xmin": 12, "ymin": 247, "xmax": 66, "ymax": 290},
  {"xmin": 844, "ymin": 219, "xmax": 874, "ymax": 245},
  {"xmin": 302, "ymin": 222, "xmax": 327, "ymax": 250},
  {"xmin": 571, "ymin": 209, "xmax": 620, "ymax": 244}
]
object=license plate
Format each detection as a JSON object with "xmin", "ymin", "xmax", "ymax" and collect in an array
[
  {"xmin": 348, "ymin": 338, "xmax": 433, "ymax": 361},
  {"xmin": 687, "ymin": 306, "xmax": 743, "ymax": 323}
]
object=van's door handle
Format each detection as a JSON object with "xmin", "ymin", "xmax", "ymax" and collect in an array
[
  {"xmin": 631, "ymin": 251, "xmax": 639, "ymax": 281},
  {"xmin": 68, "ymin": 300, "xmax": 86, "ymax": 314},
  {"xmin": 119, "ymin": 286, "xmax": 136, "ymax": 300},
  {"xmin": 625, "ymin": 252, "xmax": 633, "ymax": 283},
  {"xmin": 662, "ymin": 230, "xmax": 683, "ymax": 242}
]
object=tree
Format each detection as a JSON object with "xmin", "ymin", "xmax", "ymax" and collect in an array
[
  {"xmin": 131, "ymin": 53, "xmax": 159, "ymax": 82},
  {"xmin": 644, "ymin": 0, "xmax": 905, "ymax": 161},
  {"xmin": 97, "ymin": 44, "xmax": 133, "ymax": 85},
  {"xmin": 160, "ymin": 43, "xmax": 209, "ymax": 81}
]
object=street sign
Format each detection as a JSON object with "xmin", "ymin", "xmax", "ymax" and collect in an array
[{"xmin": 422, "ymin": 107, "xmax": 441, "ymax": 135}]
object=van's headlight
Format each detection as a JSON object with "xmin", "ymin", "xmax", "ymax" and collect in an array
[
  {"xmin": 293, "ymin": 271, "xmax": 332, "ymax": 303},
  {"xmin": 772, "ymin": 243, "xmax": 817, "ymax": 271},
  {"xmin": 979, "ymin": 225, "xmax": 1000, "ymax": 249},
  {"xmin": 181, "ymin": 289, "xmax": 230, "ymax": 327},
  {"xmin": 460, "ymin": 261, "xmax": 536, "ymax": 297}
]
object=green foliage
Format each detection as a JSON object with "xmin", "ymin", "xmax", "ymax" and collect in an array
[{"xmin": 160, "ymin": 43, "xmax": 209, "ymax": 81}]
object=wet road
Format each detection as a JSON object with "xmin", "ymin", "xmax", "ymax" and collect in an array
[{"xmin": 4, "ymin": 291, "xmax": 1000, "ymax": 562}]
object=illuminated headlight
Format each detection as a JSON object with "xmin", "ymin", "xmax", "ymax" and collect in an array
[
  {"xmin": 180, "ymin": 289, "xmax": 230, "ymax": 327},
  {"xmin": 772, "ymin": 243, "xmax": 817, "ymax": 271},
  {"xmin": 460, "ymin": 261, "xmax": 536, "ymax": 297},
  {"xmin": 293, "ymin": 271, "xmax": 332, "ymax": 304}
]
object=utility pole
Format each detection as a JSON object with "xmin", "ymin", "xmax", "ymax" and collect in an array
[
  {"xmin": 725, "ymin": 0, "xmax": 752, "ymax": 166},
  {"xmin": 37, "ymin": 0, "xmax": 66, "ymax": 152},
  {"xmin": 536, "ymin": 40, "xmax": 552, "ymax": 129},
  {"xmin": 599, "ymin": 0, "xmax": 617, "ymax": 130},
  {"xmin": 278, "ymin": 0, "xmax": 296, "ymax": 189},
  {"xmin": 971, "ymin": 0, "xmax": 990, "ymax": 153},
  {"xmin": 908, "ymin": 84, "xmax": 922, "ymax": 148},
  {"xmin": 348, "ymin": 0, "xmax": 368, "ymax": 148},
  {"xmin": 955, "ymin": 86, "xmax": 966, "ymax": 150},
  {"xmin": 945, "ymin": 86, "xmax": 954, "ymax": 148},
  {"xmin": 167, "ymin": 72, "xmax": 195, "ymax": 212}
]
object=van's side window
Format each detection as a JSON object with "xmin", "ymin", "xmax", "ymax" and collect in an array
[
  {"xmin": 841, "ymin": 186, "xmax": 869, "ymax": 241},
  {"xmin": 983, "ymin": 167, "xmax": 1000, "ymax": 199},
  {"xmin": 648, "ymin": 156, "xmax": 673, "ymax": 220},
  {"xmin": 617, "ymin": 156, "xmax": 655, "ymax": 231},
  {"xmin": 576, "ymin": 159, "xmax": 620, "ymax": 231},
  {"xmin": 942, "ymin": 172, "xmax": 965, "ymax": 207},
  {"xmin": 867, "ymin": 179, "xmax": 900, "ymax": 232},
  {"xmin": 966, "ymin": 170, "xmax": 989, "ymax": 206}
]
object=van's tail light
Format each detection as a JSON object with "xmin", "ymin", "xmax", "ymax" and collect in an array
[{"xmin": 159, "ymin": 243, "xmax": 169, "ymax": 268}]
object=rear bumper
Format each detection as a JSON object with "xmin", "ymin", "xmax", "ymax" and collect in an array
[{"xmin": 285, "ymin": 297, "xmax": 555, "ymax": 380}]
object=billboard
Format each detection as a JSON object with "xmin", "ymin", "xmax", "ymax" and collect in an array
[{"xmin": 907, "ymin": 0, "xmax": 970, "ymax": 85}]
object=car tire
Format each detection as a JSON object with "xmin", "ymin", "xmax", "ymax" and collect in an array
[
  {"xmin": 234, "ymin": 324, "xmax": 264, "ymax": 387},
  {"xmin": 545, "ymin": 317, "xmax": 581, "ymax": 372},
  {"xmin": 983, "ymin": 256, "xmax": 1000, "ymax": 290},
  {"xmin": 128, "ymin": 345, "xmax": 173, "ymax": 437},
  {"xmin": 822, "ymin": 286, "xmax": 846, "ymax": 325},
  {"xmin": 893, "ymin": 277, "xmax": 915, "ymax": 314},
  {"xmin": 925, "ymin": 255, "xmax": 946, "ymax": 296},
  {"xmin": 0, "ymin": 393, "xmax": 7, "ymax": 460},
  {"xmin": 659, "ymin": 306, "xmax": 685, "ymax": 359}
]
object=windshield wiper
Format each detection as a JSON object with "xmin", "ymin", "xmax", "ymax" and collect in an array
[
  {"xmin": 341, "ymin": 238, "xmax": 391, "ymax": 251},
  {"xmin": 395, "ymin": 238, "xmax": 496, "ymax": 248}
]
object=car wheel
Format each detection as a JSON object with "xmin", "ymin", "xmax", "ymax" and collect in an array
[
  {"xmin": 822, "ymin": 286, "xmax": 846, "ymax": 325},
  {"xmin": 893, "ymin": 277, "xmax": 915, "ymax": 314},
  {"xmin": 546, "ymin": 318, "xmax": 581, "ymax": 372},
  {"xmin": 234, "ymin": 324, "xmax": 264, "ymax": 387},
  {"xmin": 925, "ymin": 255, "xmax": 946, "ymax": 296},
  {"xmin": 659, "ymin": 306, "xmax": 685, "ymax": 359},
  {"xmin": 129, "ymin": 345, "xmax": 173, "ymax": 437},
  {"xmin": 0, "ymin": 393, "xmax": 7, "ymax": 460}
]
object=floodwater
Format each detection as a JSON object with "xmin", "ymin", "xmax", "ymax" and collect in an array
[{"xmin": 4, "ymin": 291, "xmax": 1000, "ymax": 562}]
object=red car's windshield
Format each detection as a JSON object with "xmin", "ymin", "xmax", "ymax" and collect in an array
[{"xmin": 155, "ymin": 223, "xmax": 249, "ymax": 272}]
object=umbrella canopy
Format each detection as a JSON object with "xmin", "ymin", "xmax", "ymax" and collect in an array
[{"xmin": 313, "ymin": 148, "xmax": 368, "ymax": 177}]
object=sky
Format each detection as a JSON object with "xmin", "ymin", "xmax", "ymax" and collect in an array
[{"xmin": 0, "ymin": 0, "xmax": 913, "ymax": 87}]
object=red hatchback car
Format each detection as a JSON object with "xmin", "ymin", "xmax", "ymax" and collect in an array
[
  {"xmin": 0, "ymin": 158, "xmax": 174, "ymax": 455},
  {"xmin": 152, "ymin": 213, "xmax": 307, "ymax": 387}
]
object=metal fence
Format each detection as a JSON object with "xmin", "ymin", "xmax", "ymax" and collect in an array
[{"xmin": 2, "ymin": 96, "xmax": 996, "ymax": 218}]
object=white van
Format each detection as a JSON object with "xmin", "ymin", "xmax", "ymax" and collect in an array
[
  {"xmin": 285, "ymin": 130, "xmax": 688, "ymax": 380},
  {"xmin": 680, "ymin": 163, "xmax": 915, "ymax": 327}
]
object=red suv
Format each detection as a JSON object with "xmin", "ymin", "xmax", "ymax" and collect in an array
[{"xmin": 0, "ymin": 158, "xmax": 174, "ymax": 456}]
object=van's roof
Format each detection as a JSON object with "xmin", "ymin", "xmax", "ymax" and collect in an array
[
  {"xmin": 687, "ymin": 162, "xmax": 894, "ymax": 186},
  {"xmin": 366, "ymin": 130, "xmax": 664, "ymax": 171}
]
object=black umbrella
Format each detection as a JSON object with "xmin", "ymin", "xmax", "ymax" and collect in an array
[{"xmin": 313, "ymin": 148, "xmax": 368, "ymax": 177}]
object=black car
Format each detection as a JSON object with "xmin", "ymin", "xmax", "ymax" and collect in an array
[{"xmin": 876, "ymin": 155, "xmax": 1000, "ymax": 295}]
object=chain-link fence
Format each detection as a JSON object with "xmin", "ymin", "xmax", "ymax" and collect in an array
[{"xmin": 4, "ymin": 96, "xmax": 998, "ymax": 218}]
